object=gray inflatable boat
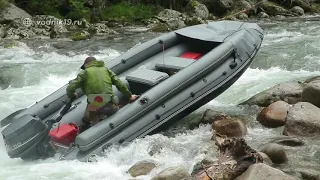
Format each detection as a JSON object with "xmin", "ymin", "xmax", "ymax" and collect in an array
[{"xmin": 1, "ymin": 20, "xmax": 264, "ymax": 162}]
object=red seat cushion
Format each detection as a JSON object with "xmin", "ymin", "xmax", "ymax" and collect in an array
[{"xmin": 180, "ymin": 52, "xmax": 202, "ymax": 60}]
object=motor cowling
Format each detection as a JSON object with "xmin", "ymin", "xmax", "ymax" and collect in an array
[{"xmin": 1, "ymin": 114, "xmax": 49, "ymax": 159}]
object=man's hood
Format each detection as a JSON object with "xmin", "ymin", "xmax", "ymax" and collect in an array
[{"xmin": 87, "ymin": 60, "xmax": 105, "ymax": 68}]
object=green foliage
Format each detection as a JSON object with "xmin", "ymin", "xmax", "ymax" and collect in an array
[
  {"xmin": 9, "ymin": 0, "xmax": 159, "ymax": 23},
  {"xmin": 65, "ymin": 1, "xmax": 90, "ymax": 21},
  {"xmin": 11, "ymin": 0, "xmax": 90, "ymax": 20},
  {"xmin": 102, "ymin": 1, "xmax": 157, "ymax": 22}
]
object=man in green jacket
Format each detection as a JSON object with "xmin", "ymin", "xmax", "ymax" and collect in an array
[{"xmin": 67, "ymin": 56, "xmax": 138, "ymax": 132}]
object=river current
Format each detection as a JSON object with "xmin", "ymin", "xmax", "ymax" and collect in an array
[{"xmin": 1, "ymin": 19, "xmax": 320, "ymax": 180}]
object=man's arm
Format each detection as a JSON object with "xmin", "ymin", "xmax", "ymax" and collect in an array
[
  {"xmin": 66, "ymin": 72, "xmax": 85, "ymax": 99},
  {"xmin": 107, "ymin": 69, "xmax": 132, "ymax": 98}
]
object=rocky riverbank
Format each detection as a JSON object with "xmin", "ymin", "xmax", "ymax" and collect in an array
[
  {"xmin": 124, "ymin": 75, "xmax": 320, "ymax": 179},
  {"xmin": 1, "ymin": 0, "xmax": 320, "ymax": 41}
]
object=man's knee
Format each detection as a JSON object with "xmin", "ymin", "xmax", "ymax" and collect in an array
[{"xmin": 89, "ymin": 111, "xmax": 101, "ymax": 124}]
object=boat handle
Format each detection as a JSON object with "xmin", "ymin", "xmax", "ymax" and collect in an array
[{"xmin": 139, "ymin": 97, "xmax": 148, "ymax": 104}]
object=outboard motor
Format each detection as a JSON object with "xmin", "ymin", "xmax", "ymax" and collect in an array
[
  {"xmin": 1, "ymin": 114, "xmax": 55, "ymax": 160},
  {"xmin": 1, "ymin": 99, "xmax": 77, "ymax": 161}
]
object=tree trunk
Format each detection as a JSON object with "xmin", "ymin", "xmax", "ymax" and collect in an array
[{"xmin": 186, "ymin": 132, "xmax": 263, "ymax": 180}]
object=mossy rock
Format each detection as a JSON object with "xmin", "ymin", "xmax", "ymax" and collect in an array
[
  {"xmin": 184, "ymin": 17, "xmax": 203, "ymax": 26},
  {"xmin": 191, "ymin": 0, "xmax": 198, "ymax": 7},
  {"xmin": 150, "ymin": 23, "xmax": 169, "ymax": 32},
  {"xmin": 71, "ymin": 32, "xmax": 90, "ymax": 41}
]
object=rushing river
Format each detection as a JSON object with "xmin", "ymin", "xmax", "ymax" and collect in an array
[{"xmin": 1, "ymin": 19, "xmax": 320, "ymax": 180}]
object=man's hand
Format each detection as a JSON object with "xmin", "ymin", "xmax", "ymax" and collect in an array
[
  {"xmin": 129, "ymin": 94, "xmax": 139, "ymax": 102},
  {"xmin": 71, "ymin": 93, "xmax": 78, "ymax": 100}
]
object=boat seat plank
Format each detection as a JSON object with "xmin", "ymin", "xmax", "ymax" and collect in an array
[
  {"xmin": 155, "ymin": 57, "xmax": 195, "ymax": 71},
  {"xmin": 126, "ymin": 69, "xmax": 169, "ymax": 86}
]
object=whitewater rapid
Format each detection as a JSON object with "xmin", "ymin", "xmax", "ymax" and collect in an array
[{"xmin": 1, "ymin": 20, "xmax": 320, "ymax": 179}]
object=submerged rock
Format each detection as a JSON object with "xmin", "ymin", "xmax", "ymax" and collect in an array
[
  {"xmin": 283, "ymin": 102, "xmax": 320, "ymax": 137},
  {"xmin": 128, "ymin": 160, "xmax": 157, "ymax": 177},
  {"xmin": 240, "ymin": 81, "xmax": 303, "ymax": 107},
  {"xmin": 235, "ymin": 163, "xmax": 296, "ymax": 180},
  {"xmin": 151, "ymin": 166, "xmax": 189, "ymax": 180},
  {"xmin": 257, "ymin": 101, "xmax": 289, "ymax": 128},
  {"xmin": 268, "ymin": 136, "xmax": 305, "ymax": 147},
  {"xmin": 200, "ymin": 109, "xmax": 225, "ymax": 124},
  {"xmin": 260, "ymin": 143, "xmax": 288, "ymax": 164},
  {"xmin": 296, "ymin": 168, "xmax": 320, "ymax": 180}
]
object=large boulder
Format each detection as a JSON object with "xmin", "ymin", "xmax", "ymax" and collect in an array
[
  {"xmin": 240, "ymin": 81, "xmax": 303, "ymax": 107},
  {"xmin": 149, "ymin": 9, "xmax": 186, "ymax": 32},
  {"xmin": 151, "ymin": 166, "xmax": 189, "ymax": 180},
  {"xmin": 0, "ymin": 1, "xmax": 32, "ymax": 23},
  {"xmin": 257, "ymin": 101, "xmax": 289, "ymax": 128},
  {"xmin": 158, "ymin": 9, "xmax": 184, "ymax": 19},
  {"xmin": 260, "ymin": 143, "xmax": 288, "ymax": 164},
  {"xmin": 258, "ymin": 2, "xmax": 291, "ymax": 16},
  {"xmin": 301, "ymin": 76, "xmax": 320, "ymax": 108},
  {"xmin": 185, "ymin": 0, "xmax": 209, "ymax": 19},
  {"xmin": 235, "ymin": 163, "xmax": 296, "ymax": 180},
  {"xmin": 211, "ymin": 0, "xmax": 234, "ymax": 16},
  {"xmin": 290, "ymin": 6, "xmax": 304, "ymax": 16},
  {"xmin": 274, "ymin": 0, "xmax": 315, "ymax": 12},
  {"xmin": 128, "ymin": 160, "xmax": 157, "ymax": 177},
  {"xmin": 283, "ymin": 102, "xmax": 320, "ymax": 137}
]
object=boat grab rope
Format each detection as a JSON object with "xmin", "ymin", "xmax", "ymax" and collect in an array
[
  {"xmin": 162, "ymin": 42, "xmax": 165, "ymax": 65},
  {"xmin": 158, "ymin": 39, "xmax": 165, "ymax": 65}
]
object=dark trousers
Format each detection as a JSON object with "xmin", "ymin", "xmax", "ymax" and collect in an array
[{"xmin": 80, "ymin": 102, "xmax": 119, "ymax": 131}]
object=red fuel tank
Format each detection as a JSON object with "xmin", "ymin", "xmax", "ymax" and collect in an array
[{"xmin": 49, "ymin": 123, "xmax": 79, "ymax": 146}]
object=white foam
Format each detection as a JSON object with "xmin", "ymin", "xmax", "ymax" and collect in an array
[{"xmin": 0, "ymin": 125, "xmax": 213, "ymax": 180}]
